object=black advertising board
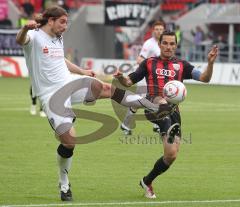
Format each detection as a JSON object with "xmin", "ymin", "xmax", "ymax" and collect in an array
[{"xmin": 104, "ymin": 1, "xmax": 150, "ymax": 27}]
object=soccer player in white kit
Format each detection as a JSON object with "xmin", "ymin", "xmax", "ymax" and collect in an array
[
  {"xmin": 16, "ymin": 6, "xmax": 172, "ymax": 201},
  {"xmin": 120, "ymin": 21, "xmax": 165, "ymax": 135}
]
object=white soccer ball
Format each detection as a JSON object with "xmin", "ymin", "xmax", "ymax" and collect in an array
[{"xmin": 163, "ymin": 80, "xmax": 187, "ymax": 104}]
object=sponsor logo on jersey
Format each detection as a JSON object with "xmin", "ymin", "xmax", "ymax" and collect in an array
[
  {"xmin": 173, "ymin": 64, "xmax": 180, "ymax": 71},
  {"xmin": 43, "ymin": 46, "xmax": 49, "ymax": 54},
  {"xmin": 156, "ymin": 68, "xmax": 176, "ymax": 78},
  {"xmin": 49, "ymin": 47, "xmax": 64, "ymax": 57}
]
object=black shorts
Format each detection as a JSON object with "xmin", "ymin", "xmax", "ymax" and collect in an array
[
  {"xmin": 145, "ymin": 107, "xmax": 181, "ymax": 136},
  {"xmin": 157, "ymin": 110, "xmax": 181, "ymax": 135}
]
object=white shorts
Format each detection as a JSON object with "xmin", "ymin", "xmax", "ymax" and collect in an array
[
  {"xmin": 39, "ymin": 75, "xmax": 97, "ymax": 136},
  {"xmin": 135, "ymin": 79, "xmax": 147, "ymax": 97}
]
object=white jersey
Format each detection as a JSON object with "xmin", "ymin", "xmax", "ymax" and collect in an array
[
  {"xmin": 23, "ymin": 29, "xmax": 71, "ymax": 97},
  {"xmin": 136, "ymin": 37, "xmax": 160, "ymax": 87},
  {"xmin": 139, "ymin": 37, "xmax": 160, "ymax": 59}
]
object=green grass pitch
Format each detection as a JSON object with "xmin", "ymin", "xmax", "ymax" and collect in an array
[{"xmin": 0, "ymin": 78, "xmax": 239, "ymax": 207}]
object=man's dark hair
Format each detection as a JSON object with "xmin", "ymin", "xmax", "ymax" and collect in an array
[
  {"xmin": 35, "ymin": 6, "xmax": 68, "ymax": 27},
  {"xmin": 159, "ymin": 30, "xmax": 177, "ymax": 44}
]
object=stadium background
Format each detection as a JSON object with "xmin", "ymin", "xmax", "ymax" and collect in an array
[{"xmin": 0, "ymin": 0, "xmax": 240, "ymax": 206}]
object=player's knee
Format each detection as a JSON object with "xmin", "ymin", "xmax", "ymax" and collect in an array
[
  {"xmin": 110, "ymin": 87, "xmax": 126, "ymax": 103},
  {"xmin": 57, "ymin": 144, "xmax": 74, "ymax": 158},
  {"xmin": 57, "ymin": 126, "xmax": 76, "ymax": 148},
  {"xmin": 63, "ymin": 143, "xmax": 75, "ymax": 149},
  {"xmin": 91, "ymin": 80, "xmax": 103, "ymax": 99}
]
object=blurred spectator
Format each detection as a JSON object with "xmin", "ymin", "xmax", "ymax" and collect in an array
[
  {"xmin": 18, "ymin": 15, "xmax": 29, "ymax": 28},
  {"xmin": 213, "ymin": 34, "xmax": 228, "ymax": 62},
  {"xmin": 21, "ymin": 0, "xmax": 34, "ymax": 17},
  {"xmin": 235, "ymin": 25, "xmax": 240, "ymax": 61},
  {"xmin": 18, "ymin": 0, "xmax": 35, "ymax": 28},
  {"xmin": 191, "ymin": 26, "xmax": 204, "ymax": 46},
  {"xmin": 200, "ymin": 26, "xmax": 214, "ymax": 59},
  {"xmin": 191, "ymin": 26, "xmax": 205, "ymax": 61},
  {"xmin": 206, "ymin": 24, "xmax": 215, "ymax": 41},
  {"xmin": 175, "ymin": 25, "xmax": 182, "ymax": 57},
  {"xmin": 175, "ymin": 25, "xmax": 182, "ymax": 45}
]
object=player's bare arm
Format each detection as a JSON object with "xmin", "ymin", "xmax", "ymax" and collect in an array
[
  {"xmin": 16, "ymin": 20, "xmax": 40, "ymax": 45},
  {"xmin": 65, "ymin": 58, "xmax": 95, "ymax": 77},
  {"xmin": 199, "ymin": 45, "xmax": 218, "ymax": 83},
  {"xmin": 113, "ymin": 70, "xmax": 133, "ymax": 87}
]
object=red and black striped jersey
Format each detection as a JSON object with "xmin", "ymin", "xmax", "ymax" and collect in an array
[{"xmin": 129, "ymin": 56, "xmax": 194, "ymax": 97}]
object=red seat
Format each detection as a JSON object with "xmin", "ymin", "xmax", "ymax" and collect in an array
[
  {"xmin": 64, "ymin": 0, "xmax": 102, "ymax": 9},
  {"xmin": 210, "ymin": 0, "xmax": 226, "ymax": 3},
  {"xmin": 165, "ymin": 0, "xmax": 197, "ymax": 3},
  {"xmin": 161, "ymin": 3, "xmax": 187, "ymax": 11}
]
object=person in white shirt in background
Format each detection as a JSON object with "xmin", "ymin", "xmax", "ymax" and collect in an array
[
  {"xmin": 120, "ymin": 20, "xmax": 165, "ymax": 135},
  {"xmin": 30, "ymin": 86, "xmax": 47, "ymax": 117}
]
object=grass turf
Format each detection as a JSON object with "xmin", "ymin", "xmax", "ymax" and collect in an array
[{"xmin": 0, "ymin": 78, "xmax": 239, "ymax": 207}]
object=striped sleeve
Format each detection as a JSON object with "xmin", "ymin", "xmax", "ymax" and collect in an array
[
  {"xmin": 129, "ymin": 59, "xmax": 147, "ymax": 84},
  {"xmin": 182, "ymin": 60, "xmax": 194, "ymax": 80}
]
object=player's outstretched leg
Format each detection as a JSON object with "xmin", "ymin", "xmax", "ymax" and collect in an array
[{"xmin": 109, "ymin": 87, "xmax": 173, "ymax": 115}]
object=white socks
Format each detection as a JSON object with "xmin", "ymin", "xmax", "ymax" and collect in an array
[
  {"xmin": 122, "ymin": 107, "xmax": 136, "ymax": 129},
  {"xmin": 57, "ymin": 154, "xmax": 72, "ymax": 192},
  {"xmin": 121, "ymin": 91, "xmax": 158, "ymax": 112}
]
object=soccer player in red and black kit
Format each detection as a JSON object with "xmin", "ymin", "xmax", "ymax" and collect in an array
[{"xmin": 114, "ymin": 30, "xmax": 218, "ymax": 199}]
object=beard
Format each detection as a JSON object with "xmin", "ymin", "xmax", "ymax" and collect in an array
[
  {"xmin": 56, "ymin": 34, "xmax": 62, "ymax": 38},
  {"xmin": 55, "ymin": 31, "xmax": 63, "ymax": 38},
  {"xmin": 51, "ymin": 27, "xmax": 63, "ymax": 38}
]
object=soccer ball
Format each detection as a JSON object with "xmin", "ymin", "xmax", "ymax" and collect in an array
[{"xmin": 163, "ymin": 80, "xmax": 187, "ymax": 104}]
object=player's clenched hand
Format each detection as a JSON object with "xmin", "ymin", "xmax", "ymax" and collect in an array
[
  {"xmin": 208, "ymin": 45, "xmax": 218, "ymax": 64},
  {"xmin": 23, "ymin": 20, "xmax": 40, "ymax": 30},
  {"xmin": 83, "ymin": 69, "xmax": 96, "ymax": 77},
  {"xmin": 113, "ymin": 70, "xmax": 123, "ymax": 79}
]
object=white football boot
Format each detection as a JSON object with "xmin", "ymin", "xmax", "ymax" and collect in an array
[{"xmin": 140, "ymin": 178, "xmax": 156, "ymax": 199}]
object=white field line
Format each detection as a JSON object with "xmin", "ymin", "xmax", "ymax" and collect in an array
[
  {"xmin": 0, "ymin": 107, "xmax": 239, "ymax": 112},
  {"xmin": 1, "ymin": 199, "xmax": 240, "ymax": 207}
]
